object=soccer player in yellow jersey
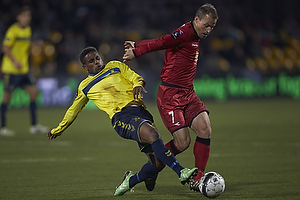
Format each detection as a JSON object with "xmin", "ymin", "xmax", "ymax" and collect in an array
[
  {"xmin": 47, "ymin": 46, "xmax": 198, "ymax": 196},
  {"xmin": 0, "ymin": 6, "xmax": 47, "ymax": 136}
]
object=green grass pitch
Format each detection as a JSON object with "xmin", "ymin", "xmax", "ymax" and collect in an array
[{"xmin": 0, "ymin": 98, "xmax": 299, "ymax": 200}]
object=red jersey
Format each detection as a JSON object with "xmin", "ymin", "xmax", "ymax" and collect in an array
[{"xmin": 134, "ymin": 22, "xmax": 200, "ymax": 89}]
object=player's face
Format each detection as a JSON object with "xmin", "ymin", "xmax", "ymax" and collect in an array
[
  {"xmin": 193, "ymin": 14, "xmax": 217, "ymax": 39},
  {"xmin": 83, "ymin": 51, "xmax": 105, "ymax": 74},
  {"xmin": 17, "ymin": 11, "xmax": 31, "ymax": 28}
]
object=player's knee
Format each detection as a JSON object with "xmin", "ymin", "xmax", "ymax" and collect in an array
[
  {"xmin": 174, "ymin": 138, "xmax": 191, "ymax": 151},
  {"xmin": 26, "ymin": 87, "xmax": 39, "ymax": 99},
  {"xmin": 198, "ymin": 125, "xmax": 211, "ymax": 138},
  {"xmin": 2, "ymin": 92, "xmax": 12, "ymax": 103},
  {"xmin": 29, "ymin": 91, "xmax": 38, "ymax": 100},
  {"xmin": 140, "ymin": 123, "xmax": 161, "ymax": 144},
  {"xmin": 172, "ymin": 129, "xmax": 191, "ymax": 151},
  {"xmin": 148, "ymin": 128, "xmax": 161, "ymax": 142}
]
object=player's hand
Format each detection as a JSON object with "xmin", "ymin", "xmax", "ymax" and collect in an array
[
  {"xmin": 123, "ymin": 49, "xmax": 136, "ymax": 62},
  {"xmin": 47, "ymin": 129, "xmax": 58, "ymax": 139},
  {"xmin": 133, "ymin": 86, "xmax": 147, "ymax": 100},
  {"xmin": 124, "ymin": 41, "xmax": 135, "ymax": 49},
  {"xmin": 13, "ymin": 60, "xmax": 23, "ymax": 69}
]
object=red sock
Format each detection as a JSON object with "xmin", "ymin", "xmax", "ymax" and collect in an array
[
  {"xmin": 165, "ymin": 139, "xmax": 182, "ymax": 156},
  {"xmin": 193, "ymin": 137, "xmax": 210, "ymax": 181}
]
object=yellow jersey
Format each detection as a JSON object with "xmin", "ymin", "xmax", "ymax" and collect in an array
[
  {"xmin": 51, "ymin": 60, "xmax": 146, "ymax": 136},
  {"xmin": 1, "ymin": 22, "xmax": 31, "ymax": 75}
]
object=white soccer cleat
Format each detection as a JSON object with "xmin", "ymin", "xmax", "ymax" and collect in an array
[
  {"xmin": 30, "ymin": 124, "xmax": 48, "ymax": 134},
  {"xmin": 0, "ymin": 128, "xmax": 15, "ymax": 137}
]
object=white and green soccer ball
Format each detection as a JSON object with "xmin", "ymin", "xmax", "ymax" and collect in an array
[{"xmin": 199, "ymin": 172, "xmax": 225, "ymax": 198}]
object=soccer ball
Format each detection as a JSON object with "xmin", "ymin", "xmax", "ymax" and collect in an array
[{"xmin": 199, "ymin": 171, "xmax": 225, "ymax": 198}]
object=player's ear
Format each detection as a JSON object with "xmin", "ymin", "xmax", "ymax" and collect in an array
[{"xmin": 82, "ymin": 64, "xmax": 88, "ymax": 72}]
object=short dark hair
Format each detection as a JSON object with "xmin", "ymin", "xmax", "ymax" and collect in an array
[
  {"xmin": 18, "ymin": 6, "xmax": 31, "ymax": 16},
  {"xmin": 79, "ymin": 46, "xmax": 97, "ymax": 65},
  {"xmin": 195, "ymin": 3, "xmax": 218, "ymax": 20}
]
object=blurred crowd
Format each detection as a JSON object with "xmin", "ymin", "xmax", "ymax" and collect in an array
[{"xmin": 1, "ymin": 0, "xmax": 300, "ymax": 82}]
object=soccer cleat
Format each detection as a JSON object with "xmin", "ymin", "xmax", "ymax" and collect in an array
[
  {"xmin": 114, "ymin": 171, "xmax": 135, "ymax": 196},
  {"xmin": 30, "ymin": 124, "xmax": 48, "ymax": 134},
  {"xmin": 0, "ymin": 128, "xmax": 15, "ymax": 137},
  {"xmin": 144, "ymin": 174, "xmax": 158, "ymax": 191},
  {"xmin": 179, "ymin": 168, "xmax": 198, "ymax": 185},
  {"xmin": 190, "ymin": 180, "xmax": 201, "ymax": 192}
]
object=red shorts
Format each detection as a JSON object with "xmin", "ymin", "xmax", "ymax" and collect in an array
[{"xmin": 157, "ymin": 84, "xmax": 209, "ymax": 133}]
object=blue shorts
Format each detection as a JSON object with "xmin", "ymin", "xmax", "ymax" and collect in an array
[
  {"xmin": 2, "ymin": 73, "xmax": 36, "ymax": 92},
  {"xmin": 111, "ymin": 105, "xmax": 154, "ymax": 152}
]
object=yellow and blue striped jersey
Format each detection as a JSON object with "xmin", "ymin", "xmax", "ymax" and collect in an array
[
  {"xmin": 1, "ymin": 22, "xmax": 31, "ymax": 75},
  {"xmin": 51, "ymin": 60, "xmax": 146, "ymax": 136}
]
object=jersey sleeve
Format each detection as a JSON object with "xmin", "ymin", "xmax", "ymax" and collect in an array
[
  {"xmin": 50, "ymin": 88, "xmax": 89, "ymax": 136},
  {"xmin": 120, "ymin": 62, "xmax": 145, "ymax": 88},
  {"xmin": 134, "ymin": 26, "xmax": 188, "ymax": 57},
  {"xmin": 2, "ymin": 25, "xmax": 16, "ymax": 47}
]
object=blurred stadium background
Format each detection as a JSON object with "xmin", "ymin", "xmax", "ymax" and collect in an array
[
  {"xmin": 1, "ymin": 1, "xmax": 300, "ymax": 199},
  {"xmin": 1, "ymin": 0, "xmax": 300, "ymax": 107}
]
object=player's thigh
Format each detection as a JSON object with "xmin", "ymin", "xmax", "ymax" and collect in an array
[
  {"xmin": 2, "ymin": 74, "xmax": 17, "ymax": 103},
  {"xmin": 157, "ymin": 86, "xmax": 186, "ymax": 131},
  {"xmin": 22, "ymin": 72, "xmax": 38, "ymax": 99},
  {"xmin": 2, "ymin": 73, "xmax": 16, "ymax": 92},
  {"xmin": 157, "ymin": 96, "xmax": 187, "ymax": 133},
  {"xmin": 190, "ymin": 111, "xmax": 211, "ymax": 138}
]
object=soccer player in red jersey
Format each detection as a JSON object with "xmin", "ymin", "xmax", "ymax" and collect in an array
[{"xmin": 122, "ymin": 3, "xmax": 218, "ymax": 191}]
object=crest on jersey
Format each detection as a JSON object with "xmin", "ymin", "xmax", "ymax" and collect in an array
[
  {"xmin": 171, "ymin": 29, "xmax": 183, "ymax": 39},
  {"xmin": 171, "ymin": 31, "xmax": 179, "ymax": 39}
]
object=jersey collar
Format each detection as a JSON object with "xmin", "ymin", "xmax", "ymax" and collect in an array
[
  {"xmin": 190, "ymin": 21, "xmax": 200, "ymax": 39},
  {"xmin": 89, "ymin": 65, "xmax": 106, "ymax": 76}
]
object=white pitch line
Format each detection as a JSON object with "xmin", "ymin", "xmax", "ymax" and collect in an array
[
  {"xmin": 0, "ymin": 157, "xmax": 94, "ymax": 164},
  {"xmin": 0, "ymin": 140, "xmax": 73, "ymax": 146}
]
